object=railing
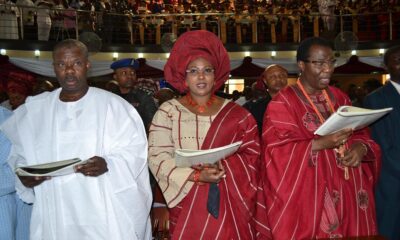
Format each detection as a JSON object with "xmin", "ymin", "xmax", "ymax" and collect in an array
[{"xmin": 1, "ymin": 4, "xmax": 399, "ymax": 47}]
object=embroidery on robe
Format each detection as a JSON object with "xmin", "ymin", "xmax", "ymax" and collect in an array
[
  {"xmin": 320, "ymin": 189, "xmax": 339, "ymax": 234},
  {"xmin": 303, "ymin": 112, "xmax": 319, "ymax": 132},
  {"xmin": 331, "ymin": 190, "xmax": 340, "ymax": 206},
  {"xmin": 357, "ymin": 189, "xmax": 369, "ymax": 210}
]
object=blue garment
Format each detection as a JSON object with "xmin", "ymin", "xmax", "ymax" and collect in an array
[
  {"xmin": 0, "ymin": 106, "xmax": 31, "ymax": 240},
  {"xmin": 110, "ymin": 58, "xmax": 139, "ymax": 70},
  {"xmin": 364, "ymin": 82, "xmax": 400, "ymax": 240}
]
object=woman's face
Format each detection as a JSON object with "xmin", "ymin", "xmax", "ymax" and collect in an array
[
  {"xmin": 298, "ymin": 45, "xmax": 335, "ymax": 94},
  {"xmin": 185, "ymin": 57, "xmax": 215, "ymax": 97}
]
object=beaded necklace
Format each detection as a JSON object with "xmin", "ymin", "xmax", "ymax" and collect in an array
[
  {"xmin": 185, "ymin": 93, "xmax": 216, "ymax": 113},
  {"xmin": 297, "ymin": 79, "xmax": 349, "ymax": 180}
]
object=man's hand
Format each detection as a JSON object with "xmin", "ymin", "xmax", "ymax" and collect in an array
[
  {"xmin": 75, "ymin": 156, "xmax": 108, "ymax": 177},
  {"xmin": 312, "ymin": 128, "xmax": 353, "ymax": 151},
  {"xmin": 340, "ymin": 142, "xmax": 368, "ymax": 167},
  {"xmin": 19, "ymin": 176, "xmax": 51, "ymax": 188}
]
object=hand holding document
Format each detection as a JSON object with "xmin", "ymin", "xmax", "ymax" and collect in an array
[
  {"xmin": 15, "ymin": 158, "xmax": 89, "ymax": 177},
  {"xmin": 175, "ymin": 141, "xmax": 242, "ymax": 168},
  {"xmin": 314, "ymin": 105, "xmax": 392, "ymax": 136}
]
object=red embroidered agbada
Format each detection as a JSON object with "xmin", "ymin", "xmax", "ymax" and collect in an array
[
  {"xmin": 262, "ymin": 85, "xmax": 381, "ymax": 239},
  {"xmin": 149, "ymin": 100, "xmax": 271, "ymax": 239}
]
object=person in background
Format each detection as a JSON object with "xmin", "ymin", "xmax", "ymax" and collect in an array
[
  {"xmin": 347, "ymin": 83, "xmax": 358, "ymax": 103},
  {"xmin": 104, "ymin": 79, "xmax": 119, "ymax": 94},
  {"xmin": 0, "ymin": 0, "xmax": 20, "ymax": 40},
  {"xmin": 318, "ymin": 0, "xmax": 337, "ymax": 32},
  {"xmin": 231, "ymin": 89, "xmax": 241, "ymax": 102},
  {"xmin": 35, "ymin": 0, "xmax": 53, "ymax": 41},
  {"xmin": 111, "ymin": 58, "xmax": 157, "ymax": 132},
  {"xmin": 364, "ymin": 45, "xmax": 400, "ymax": 240},
  {"xmin": 154, "ymin": 87, "xmax": 176, "ymax": 107},
  {"xmin": 351, "ymin": 79, "xmax": 383, "ymax": 108},
  {"xmin": 233, "ymin": 86, "xmax": 252, "ymax": 106},
  {"xmin": 244, "ymin": 64, "xmax": 288, "ymax": 133},
  {"xmin": 148, "ymin": 30, "xmax": 271, "ymax": 239},
  {"xmin": 0, "ymin": 39, "xmax": 152, "ymax": 240},
  {"xmin": 32, "ymin": 80, "xmax": 55, "ymax": 96},
  {"xmin": 263, "ymin": 37, "xmax": 381, "ymax": 239},
  {"xmin": 0, "ymin": 106, "xmax": 32, "ymax": 240},
  {"xmin": 363, "ymin": 78, "xmax": 383, "ymax": 95},
  {"xmin": 16, "ymin": 0, "xmax": 36, "ymax": 40},
  {"xmin": 2, "ymin": 73, "xmax": 35, "ymax": 110},
  {"xmin": 133, "ymin": 77, "xmax": 160, "ymax": 97}
]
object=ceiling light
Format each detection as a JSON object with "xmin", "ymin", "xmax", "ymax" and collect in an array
[
  {"xmin": 112, "ymin": 52, "xmax": 119, "ymax": 60},
  {"xmin": 34, "ymin": 50, "xmax": 40, "ymax": 58}
]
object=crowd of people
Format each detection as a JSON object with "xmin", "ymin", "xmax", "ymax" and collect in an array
[
  {"xmin": 0, "ymin": 29, "xmax": 400, "ymax": 240},
  {"xmin": 1, "ymin": 0, "xmax": 400, "ymax": 44}
]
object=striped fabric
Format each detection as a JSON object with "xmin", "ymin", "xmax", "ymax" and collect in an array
[
  {"xmin": 149, "ymin": 99, "xmax": 271, "ymax": 239},
  {"xmin": 262, "ymin": 85, "xmax": 381, "ymax": 239}
]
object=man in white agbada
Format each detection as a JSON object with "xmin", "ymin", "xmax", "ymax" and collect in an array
[{"xmin": 0, "ymin": 39, "xmax": 152, "ymax": 240}]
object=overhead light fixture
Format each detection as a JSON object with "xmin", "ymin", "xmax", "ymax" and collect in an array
[
  {"xmin": 379, "ymin": 49, "xmax": 385, "ymax": 56},
  {"xmin": 0, "ymin": 49, "xmax": 6, "ymax": 55},
  {"xmin": 34, "ymin": 50, "xmax": 40, "ymax": 58},
  {"xmin": 138, "ymin": 53, "xmax": 144, "ymax": 58},
  {"xmin": 271, "ymin": 51, "xmax": 276, "ymax": 58},
  {"xmin": 244, "ymin": 51, "xmax": 250, "ymax": 57},
  {"xmin": 112, "ymin": 52, "xmax": 119, "ymax": 61},
  {"xmin": 351, "ymin": 50, "xmax": 357, "ymax": 56}
]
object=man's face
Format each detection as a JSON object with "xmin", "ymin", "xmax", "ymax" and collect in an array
[
  {"xmin": 386, "ymin": 50, "xmax": 400, "ymax": 82},
  {"xmin": 53, "ymin": 47, "xmax": 90, "ymax": 96},
  {"xmin": 298, "ymin": 45, "xmax": 335, "ymax": 94},
  {"xmin": 113, "ymin": 67, "xmax": 137, "ymax": 89},
  {"xmin": 263, "ymin": 66, "xmax": 288, "ymax": 95}
]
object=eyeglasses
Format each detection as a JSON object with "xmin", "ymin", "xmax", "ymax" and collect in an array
[
  {"xmin": 303, "ymin": 59, "xmax": 337, "ymax": 68},
  {"xmin": 185, "ymin": 67, "xmax": 215, "ymax": 76}
]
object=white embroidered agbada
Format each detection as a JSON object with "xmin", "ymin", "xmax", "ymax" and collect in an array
[{"xmin": 0, "ymin": 87, "xmax": 152, "ymax": 240}]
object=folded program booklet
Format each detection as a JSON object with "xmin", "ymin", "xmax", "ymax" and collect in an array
[
  {"xmin": 15, "ymin": 158, "xmax": 89, "ymax": 177},
  {"xmin": 174, "ymin": 141, "xmax": 242, "ymax": 168},
  {"xmin": 314, "ymin": 105, "xmax": 392, "ymax": 136}
]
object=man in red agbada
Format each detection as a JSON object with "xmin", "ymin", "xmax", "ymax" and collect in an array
[{"xmin": 262, "ymin": 37, "xmax": 381, "ymax": 239}]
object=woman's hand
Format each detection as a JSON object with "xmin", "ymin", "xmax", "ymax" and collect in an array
[
  {"xmin": 340, "ymin": 142, "xmax": 368, "ymax": 167},
  {"xmin": 312, "ymin": 128, "xmax": 353, "ymax": 151},
  {"xmin": 191, "ymin": 162, "xmax": 226, "ymax": 184}
]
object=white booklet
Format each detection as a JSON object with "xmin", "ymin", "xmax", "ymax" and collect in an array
[
  {"xmin": 314, "ymin": 105, "xmax": 392, "ymax": 136},
  {"xmin": 175, "ymin": 141, "xmax": 242, "ymax": 168},
  {"xmin": 15, "ymin": 158, "xmax": 89, "ymax": 177}
]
